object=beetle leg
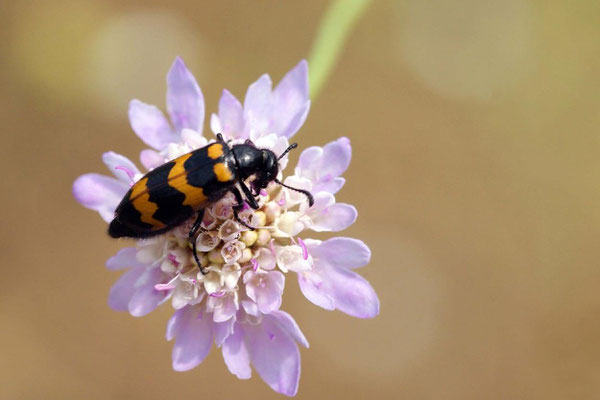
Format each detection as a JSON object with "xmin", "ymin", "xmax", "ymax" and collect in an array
[
  {"xmin": 231, "ymin": 187, "xmax": 256, "ymax": 230},
  {"xmin": 216, "ymin": 133, "xmax": 224, "ymax": 142},
  {"xmin": 188, "ymin": 209, "xmax": 209, "ymax": 274},
  {"xmin": 239, "ymin": 181, "xmax": 260, "ymax": 209},
  {"xmin": 189, "ymin": 209, "xmax": 206, "ymax": 237}
]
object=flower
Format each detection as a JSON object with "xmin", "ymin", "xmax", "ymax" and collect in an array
[{"xmin": 73, "ymin": 57, "xmax": 379, "ymax": 396}]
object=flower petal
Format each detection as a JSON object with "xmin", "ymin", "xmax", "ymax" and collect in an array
[
  {"xmin": 129, "ymin": 99, "xmax": 178, "ymax": 150},
  {"xmin": 128, "ymin": 268, "xmax": 169, "ymax": 317},
  {"xmin": 315, "ymin": 177, "xmax": 345, "ymax": 195},
  {"xmin": 210, "ymin": 114, "xmax": 222, "ymax": 136},
  {"xmin": 298, "ymin": 271, "xmax": 335, "ymax": 311},
  {"xmin": 256, "ymin": 271, "xmax": 284, "ymax": 314},
  {"xmin": 171, "ymin": 283, "xmax": 198, "ymax": 310},
  {"xmin": 311, "ymin": 237, "xmax": 371, "ymax": 269},
  {"xmin": 319, "ymin": 137, "xmax": 351, "ymax": 183},
  {"xmin": 254, "ymin": 247, "xmax": 276, "ymax": 270},
  {"xmin": 270, "ymin": 310, "xmax": 309, "ymax": 348},
  {"xmin": 278, "ymin": 101, "xmax": 310, "ymax": 140},
  {"xmin": 214, "ymin": 317, "xmax": 236, "ymax": 347},
  {"xmin": 73, "ymin": 173, "xmax": 128, "ymax": 222},
  {"xmin": 282, "ymin": 176, "xmax": 313, "ymax": 207},
  {"xmin": 107, "ymin": 265, "xmax": 146, "ymax": 311},
  {"xmin": 303, "ymin": 264, "xmax": 379, "ymax": 318},
  {"xmin": 275, "ymin": 245, "xmax": 312, "ymax": 273},
  {"xmin": 211, "ymin": 293, "xmax": 238, "ymax": 323},
  {"xmin": 295, "ymin": 146, "xmax": 322, "ymax": 182},
  {"xmin": 242, "ymin": 299, "xmax": 260, "ymax": 317},
  {"xmin": 244, "ymin": 270, "xmax": 285, "ymax": 314},
  {"xmin": 295, "ymin": 137, "xmax": 351, "ymax": 194},
  {"xmin": 172, "ymin": 307, "xmax": 213, "ymax": 371},
  {"xmin": 217, "ymin": 89, "xmax": 245, "ymax": 139},
  {"xmin": 245, "ymin": 314, "xmax": 301, "ymax": 396},
  {"xmin": 102, "ymin": 151, "xmax": 140, "ymax": 184},
  {"xmin": 310, "ymin": 202, "xmax": 356, "ymax": 231},
  {"xmin": 139, "ymin": 149, "xmax": 165, "ymax": 170},
  {"xmin": 305, "ymin": 193, "xmax": 357, "ymax": 232},
  {"xmin": 166, "ymin": 306, "xmax": 192, "ymax": 341},
  {"xmin": 106, "ymin": 247, "xmax": 146, "ymax": 270},
  {"xmin": 271, "ymin": 60, "xmax": 310, "ymax": 138},
  {"xmin": 181, "ymin": 128, "xmax": 207, "ymax": 149},
  {"xmin": 244, "ymin": 74, "xmax": 272, "ymax": 140},
  {"xmin": 222, "ymin": 322, "xmax": 251, "ymax": 379},
  {"xmin": 166, "ymin": 57, "xmax": 205, "ymax": 133}
]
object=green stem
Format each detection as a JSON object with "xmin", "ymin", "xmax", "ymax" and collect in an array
[{"xmin": 308, "ymin": 0, "xmax": 372, "ymax": 100}]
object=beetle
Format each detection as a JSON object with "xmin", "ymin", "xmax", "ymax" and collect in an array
[{"xmin": 108, "ymin": 133, "xmax": 313, "ymax": 273}]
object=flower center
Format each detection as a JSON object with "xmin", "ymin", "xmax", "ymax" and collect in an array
[{"xmin": 137, "ymin": 180, "xmax": 311, "ymax": 317}]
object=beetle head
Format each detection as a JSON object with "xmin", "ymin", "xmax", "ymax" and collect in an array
[{"xmin": 253, "ymin": 149, "xmax": 279, "ymax": 190}]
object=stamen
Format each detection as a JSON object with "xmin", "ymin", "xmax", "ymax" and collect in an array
[
  {"xmin": 154, "ymin": 283, "xmax": 176, "ymax": 291},
  {"xmin": 115, "ymin": 166, "xmax": 136, "ymax": 183},
  {"xmin": 277, "ymin": 195, "xmax": 286, "ymax": 206},
  {"xmin": 260, "ymin": 189, "xmax": 268, "ymax": 197},
  {"xmin": 297, "ymin": 237, "xmax": 308, "ymax": 260},
  {"xmin": 210, "ymin": 291, "xmax": 226, "ymax": 298},
  {"xmin": 167, "ymin": 253, "xmax": 180, "ymax": 267},
  {"xmin": 251, "ymin": 259, "xmax": 259, "ymax": 271},
  {"xmin": 269, "ymin": 239, "xmax": 276, "ymax": 257},
  {"xmin": 154, "ymin": 274, "xmax": 180, "ymax": 291}
]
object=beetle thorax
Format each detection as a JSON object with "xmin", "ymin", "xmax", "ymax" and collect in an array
[{"xmin": 231, "ymin": 145, "xmax": 279, "ymax": 186}]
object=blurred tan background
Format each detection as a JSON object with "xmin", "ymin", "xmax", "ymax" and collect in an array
[{"xmin": 1, "ymin": 0, "xmax": 599, "ymax": 399}]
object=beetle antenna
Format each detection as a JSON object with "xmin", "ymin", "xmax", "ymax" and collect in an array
[
  {"xmin": 275, "ymin": 179, "xmax": 314, "ymax": 207},
  {"xmin": 278, "ymin": 143, "xmax": 298, "ymax": 160}
]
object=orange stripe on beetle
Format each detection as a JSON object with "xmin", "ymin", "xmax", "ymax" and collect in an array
[
  {"xmin": 207, "ymin": 143, "xmax": 224, "ymax": 159},
  {"xmin": 167, "ymin": 153, "xmax": 208, "ymax": 207},
  {"xmin": 213, "ymin": 162, "xmax": 233, "ymax": 182},
  {"xmin": 130, "ymin": 177, "xmax": 165, "ymax": 230}
]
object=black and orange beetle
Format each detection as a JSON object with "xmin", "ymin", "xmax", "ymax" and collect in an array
[{"xmin": 108, "ymin": 134, "xmax": 313, "ymax": 273}]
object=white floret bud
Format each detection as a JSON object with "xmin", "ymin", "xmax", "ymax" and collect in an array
[
  {"xmin": 208, "ymin": 249, "xmax": 225, "ymax": 264},
  {"xmin": 241, "ymin": 230, "xmax": 258, "ymax": 247},
  {"xmin": 239, "ymin": 248, "xmax": 253, "ymax": 264},
  {"xmin": 251, "ymin": 211, "xmax": 267, "ymax": 227},
  {"xmin": 255, "ymin": 229, "xmax": 271, "ymax": 247},
  {"xmin": 264, "ymin": 202, "xmax": 281, "ymax": 224}
]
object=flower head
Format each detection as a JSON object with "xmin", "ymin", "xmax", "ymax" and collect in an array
[{"xmin": 73, "ymin": 57, "xmax": 379, "ymax": 396}]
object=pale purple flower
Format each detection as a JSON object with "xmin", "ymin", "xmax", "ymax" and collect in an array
[
  {"xmin": 105, "ymin": 247, "xmax": 171, "ymax": 316},
  {"xmin": 244, "ymin": 269, "xmax": 285, "ymax": 314},
  {"xmin": 298, "ymin": 238, "xmax": 378, "ymax": 317},
  {"xmin": 295, "ymin": 137, "xmax": 351, "ymax": 194},
  {"xmin": 210, "ymin": 60, "xmax": 310, "ymax": 142},
  {"xmin": 73, "ymin": 58, "xmax": 379, "ymax": 396},
  {"xmin": 168, "ymin": 306, "xmax": 308, "ymax": 396}
]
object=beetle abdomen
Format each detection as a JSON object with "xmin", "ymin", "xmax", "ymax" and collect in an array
[{"xmin": 109, "ymin": 142, "xmax": 236, "ymax": 238}]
